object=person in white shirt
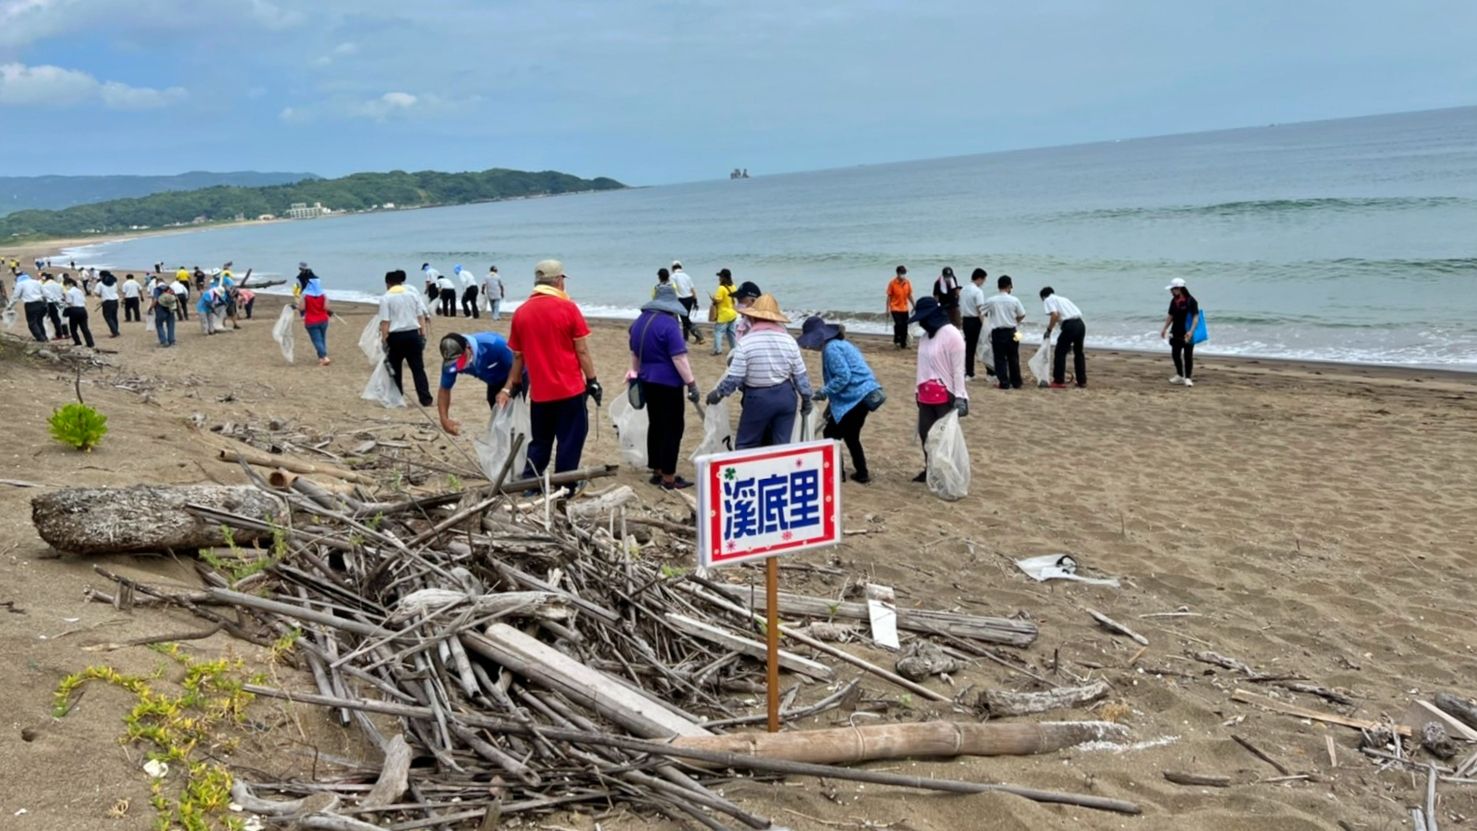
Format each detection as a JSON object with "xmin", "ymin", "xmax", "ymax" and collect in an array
[
  {"xmin": 40, "ymin": 273, "xmax": 67, "ymax": 339},
  {"xmin": 1039, "ymin": 286, "xmax": 1086, "ymax": 388},
  {"xmin": 121, "ymin": 274, "xmax": 144, "ymax": 322},
  {"xmin": 62, "ymin": 276, "xmax": 95, "ymax": 347},
  {"xmin": 482, "ymin": 266, "xmax": 505, "ymax": 320},
  {"xmin": 959, "ymin": 268, "xmax": 988, "ymax": 380},
  {"xmin": 453, "ymin": 264, "xmax": 479, "ymax": 319},
  {"xmin": 95, "ymin": 271, "xmax": 121, "ymax": 336},
  {"xmin": 377, "ymin": 269, "xmax": 435, "ymax": 406},
  {"xmin": 15, "ymin": 273, "xmax": 50, "ymax": 342},
  {"xmin": 434, "ymin": 271, "xmax": 456, "ymax": 318},
  {"xmin": 981, "ymin": 274, "xmax": 1027, "ymax": 389},
  {"xmin": 170, "ymin": 277, "xmax": 190, "ymax": 322},
  {"xmin": 669, "ymin": 261, "xmax": 704, "ymax": 344}
]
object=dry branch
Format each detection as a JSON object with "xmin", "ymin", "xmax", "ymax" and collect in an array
[{"xmin": 669, "ymin": 721, "xmax": 1127, "ymax": 764}]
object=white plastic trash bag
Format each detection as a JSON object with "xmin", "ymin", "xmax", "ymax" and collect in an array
[
  {"xmin": 361, "ymin": 348, "xmax": 406, "ymax": 408},
  {"xmin": 474, "ymin": 404, "xmax": 520, "ymax": 481},
  {"xmin": 272, "ymin": 305, "xmax": 296, "ymax": 364},
  {"xmin": 1027, "ymin": 340, "xmax": 1053, "ymax": 387},
  {"xmin": 609, "ymin": 388, "xmax": 649, "ymax": 468},
  {"xmin": 789, "ymin": 408, "xmax": 824, "ymax": 444},
  {"xmin": 357, "ymin": 317, "xmax": 382, "ymax": 364},
  {"xmin": 691, "ymin": 398, "xmax": 734, "ymax": 460},
  {"xmin": 1, "ymin": 305, "xmax": 15, "ymax": 331},
  {"xmin": 508, "ymin": 395, "xmax": 531, "ymax": 475},
  {"xmin": 980, "ymin": 341, "xmax": 994, "ymax": 377},
  {"xmin": 924, "ymin": 411, "xmax": 970, "ymax": 501}
]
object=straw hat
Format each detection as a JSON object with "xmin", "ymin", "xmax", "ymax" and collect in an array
[{"xmin": 738, "ymin": 293, "xmax": 788, "ymax": 323}]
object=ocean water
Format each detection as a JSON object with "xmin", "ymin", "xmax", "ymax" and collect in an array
[{"xmin": 69, "ymin": 106, "xmax": 1477, "ymax": 369}]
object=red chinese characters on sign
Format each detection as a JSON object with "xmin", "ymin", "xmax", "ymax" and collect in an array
[{"xmin": 695, "ymin": 439, "xmax": 842, "ymax": 569}]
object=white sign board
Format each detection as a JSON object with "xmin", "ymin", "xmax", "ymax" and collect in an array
[{"xmin": 695, "ymin": 439, "xmax": 843, "ymax": 569}]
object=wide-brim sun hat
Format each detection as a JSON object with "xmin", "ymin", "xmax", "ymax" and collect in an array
[
  {"xmin": 795, "ymin": 315, "xmax": 841, "ymax": 350},
  {"xmin": 738, "ymin": 293, "xmax": 789, "ymax": 323},
  {"xmin": 909, "ymin": 296, "xmax": 944, "ymax": 324},
  {"xmin": 1166, "ymin": 277, "xmax": 1186, "ymax": 290},
  {"xmin": 642, "ymin": 284, "xmax": 686, "ymax": 317}
]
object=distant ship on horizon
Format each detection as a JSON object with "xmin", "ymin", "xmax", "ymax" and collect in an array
[{"xmin": 729, "ymin": 168, "xmax": 750, "ymax": 179}]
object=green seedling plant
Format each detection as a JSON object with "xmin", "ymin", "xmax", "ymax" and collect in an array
[{"xmin": 48, "ymin": 401, "xmax": 108, "ymax": 451}]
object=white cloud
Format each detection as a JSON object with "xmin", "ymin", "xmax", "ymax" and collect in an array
[
  {"xmin": 0, "ymin": 62, "xmax": 185, "ymax": 109},
  {"xmin": 353, "ymin": 90, "xmax": 418, "ymax": 120},
  {"xmin": 313, "ymin": 41, "xmax": 359, "ymax": 67}
]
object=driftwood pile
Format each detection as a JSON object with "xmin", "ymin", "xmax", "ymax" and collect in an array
[{"xmin": 54, "ymin": 453, "xmax": 1143, "ymax": 828}]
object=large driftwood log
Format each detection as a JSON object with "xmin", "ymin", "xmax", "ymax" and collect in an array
[
  {"xmin": 981, "ymin": 680, "xmax": 1112, "ymax": 717},
  {"xmin": 712, "ymin": 585, "xmax": 1038, "ymax": 647},
  {"xmin": 668, "ymin": 721, "xmax": 1128, "ymax": 765},
  {"xmin": 1435, "ymin": 693, "xmax": 1477, "ymax": 732},
  {"xmin": 32, "ymin": 485, "xmax": 286, "ymax": 555}
]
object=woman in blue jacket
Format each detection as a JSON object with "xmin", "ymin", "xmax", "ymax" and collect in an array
[{"xmin": 797, "ymin": 316, "xmax": 883, "ymax": 484}]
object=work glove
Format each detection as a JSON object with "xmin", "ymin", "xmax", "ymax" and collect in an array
[
  {"xmin": 687, "ymin": 382, "xmax": 701, "ymax": 404},
  {"xmin": 954, "ymin": 398, "xmax": 969, "ymax": 418},
  {"xmin": 800, "ymin": 397, "xmax": 814, "ymax": 416},
  {"xmin": 812, "ymin": 390, "xmax": 828, "ymax": 401},
  {"xmin": 706, "ymin": 389, "xmax": 725, "ymax": 407},
  {"xmin": 585, "ymin": 378, "xmax": 603, "ymax": 407}
]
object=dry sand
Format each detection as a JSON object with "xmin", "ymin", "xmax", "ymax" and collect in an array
[{"xmin": 1, "ymin": 273, "xmax": 1475, "ymax": 830}]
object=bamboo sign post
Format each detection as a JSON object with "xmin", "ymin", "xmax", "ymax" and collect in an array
[{"xmin": 696, "ymin": 438, "xmax": 843, "ymax": 732}]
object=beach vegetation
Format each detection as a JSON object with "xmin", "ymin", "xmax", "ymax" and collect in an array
[{"xmin": 48, "ymin": 401, "xmax": 108, "ymax": 451}]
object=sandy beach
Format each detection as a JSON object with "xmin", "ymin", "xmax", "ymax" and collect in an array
[{"xmin": 2, "ymin": 273, "xmax": 1475, "ymax": 830}]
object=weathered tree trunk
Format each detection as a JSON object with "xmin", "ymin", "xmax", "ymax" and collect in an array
[
  {"xmin": 32, "ymin": 485, "xmax": 286, "ymax": 555},
  {"xmin": 669, "ymin": 721, "xmax": 1127, "ymax": 765},
  {"xmin": 981, "ymin": 680, "xmax": 1112, "ymax": 717},
  {"xmin": 1435, "ymin": 692, "xmax": 1477, "ymax": 731}
]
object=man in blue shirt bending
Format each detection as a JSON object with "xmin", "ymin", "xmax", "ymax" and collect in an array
[{"xmin": 436, "ymin": 332, "xmax": 515, "ymax": 436}]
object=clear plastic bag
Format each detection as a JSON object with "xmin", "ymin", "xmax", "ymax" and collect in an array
[
  {"xmin": 690, "ymin": 397, "xmax": 734, "ymax": 460},
  {"xmin": 272, "ymin": 305, "xmax": 296, "ymax": 364},
  {"xmin": 789, "ymin": 407, "xmax": 823, "ymax": 444},
  {"xmin": 1027, "ymin": 340, "xmax": 1053, "ymax": 387},
  {"xmin": 474, "ymin": 404, "xmax": 519, "ymax": 481},
  {"xmin": 609, "ymin": 386, "xmax": 649, "ymax": 468},
  {"xmin": 925, "ymin": 411, "xmax": 970, "ymax": 501},
  {"xmin": 361, "ymin": 347, "xmax": 406, "ymax": 408},
  {"xmin": 1, "ymin": 306, "xmax": 15, "ymax": 331},
  {"xmin": 508, "ymin": 395, "xmax": 531, "ymax": 475},
  {"xmin": 980, "ymin": 340, "xmax": 994, "ymax": 376},
  {"xmin": 358, "ymin": 317, "xmax": 382, "ymax": 364}
]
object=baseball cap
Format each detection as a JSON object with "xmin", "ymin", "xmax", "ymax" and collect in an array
[
  {"xmin": 716, "ymin": 268, "xmax": 732, "ymax": 279},
  {"xmin": 1165, "ymin": 278, "xmax": 1186, "ymax": 290},
  {"xmin": 439, "ymin": 334, "xmax": 468, "ymax": 369},
  {"xmin": 534, "ymin": 259, "xmax": 565, "ymax": 284}
]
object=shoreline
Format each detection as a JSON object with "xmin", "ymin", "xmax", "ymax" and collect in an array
[{"xmin": 11, "ymin": 234, "xmax": 1475, "ymax": 378}]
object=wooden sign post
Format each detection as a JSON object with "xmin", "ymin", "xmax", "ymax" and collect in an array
[{"xmin": 696, "ymin": 439, "xmax": 843, "ymax": 732}]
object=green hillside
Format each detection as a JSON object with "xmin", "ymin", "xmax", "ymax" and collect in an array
[{"xmin": 0, "ymin": 168, "xmax": 626, "ymax": 241}]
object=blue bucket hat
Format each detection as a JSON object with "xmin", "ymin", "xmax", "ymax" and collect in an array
[
  {"xmin": 795, "ymin": 315, "xmax": 841, "ymax": 351},
  {"xmin": 642, "ymin": 283, "xmax": 685, "ymax": 317},
  {"xmin": 909, "ymin": 296, "xmax": 948, "ymax": 328}
]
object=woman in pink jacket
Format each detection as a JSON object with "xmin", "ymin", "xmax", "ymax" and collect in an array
[{"xmin": 908, "ymin": 296, "xmax": 968, "ymax": 482}]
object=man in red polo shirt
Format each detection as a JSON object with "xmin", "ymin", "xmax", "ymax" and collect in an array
[{"xmin": 496, "ymin": 259, "xmax": 602, "ymax": 478}]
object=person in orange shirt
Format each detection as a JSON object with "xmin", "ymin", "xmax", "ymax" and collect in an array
[{"xmin": 885, "ymin": 265, "xmax": 914, "ymax": 349}]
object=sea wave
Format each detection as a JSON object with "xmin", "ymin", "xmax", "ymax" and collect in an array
[{"xmin": 1062, "ymin": 196, "xmax": 1477, "ymax": 222}]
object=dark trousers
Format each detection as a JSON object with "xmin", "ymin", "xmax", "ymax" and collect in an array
[
  {"xmin": 736, "ymin": 383, "xmax": 797, "ymax": 449},
  {"xmin": 24, "ymin": 301, "xmax": 48, "ymax": 342},
  {"xmin": 461, "ymin": 286, "xmax": 479, "ymax": 318},
  {"xmin": 243, "ymin": 298, "xmax": 255, "ymax": 319},
  {"xmin": 386, "ymin": 330, "xmax": 433, "ymax": 406},
  {"xmin": 678, "ymin": 296, "xmax": 702, "ymax": 342},
  {"xmin": 823, "ymin": 404, "xmax": 871, "ymax": 480},
  {"xmin": 176, "ymin": 294, "xmax": 188, "ymax": 320},
  {"xmin": 1172, "ymin": 337, "xmax": 1195, "ymax": 379},
  {"xmin": 962, "ymin": 316, "xmax": 983, "ymax": 377},
  {"xmin": 123, "ymin": 296, "xmax": 141, "ymax": 321},
  {"xmin": 438, "ymin": 289, "xmax": 457, "ymax": 317},
  {"xmin": 643, "ymin": 382, "xmax": 685, "ymax": 476},
  {"xmin": 65, "ymin": 308, "xmax": 94, "ymax": 347},
  {"xmin": 917, "ymin": 399, "xmax": 955, "ymax": 464},
  {"xmin": 100, "ymin": 299, "xmax": 120, "ymax": 336},
  {"xmin": 990, "ymin": 327, "xmax": 1023, "ymax": 389},
  {"xmin": 47, "ymin": 302, "xmax": 65, "ymax": 338},
  {"xmin": 1054, "ymin": 318, "xmax": 1086, "ymax": 385},
  {"xmin": 890, "ymin": 311, "xmax": 909, "ymax": 348},
  {"xmin": 523, "ymin": 394, "xmax": 589, "ymax": 477}
]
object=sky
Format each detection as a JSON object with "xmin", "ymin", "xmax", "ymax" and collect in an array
[{"xmin": 0, "ymin": 0, "xmax": 1474, "ymax": 185}]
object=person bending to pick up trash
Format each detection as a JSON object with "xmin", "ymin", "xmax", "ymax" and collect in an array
[
  {"xmin": 1040, "ymin": 286, "xmax": 1087, "ymax": 388},
  {"xmin": 496, "ymin": 259, "xmax": 602, "ymax": 479},
  {"xmin": 909, "ymin": 296, "xmax": 968, "ymax": 482},
  {"xmin": 798, "ymin": 315, "xmax": 882, "ymax": 484},
  {"xmin": 438, "ymin": 331, "xmax": 514, "ymax": 434},
  {"xmin": 706, "ymin": 294, "xmax": 812, "ymax": 449}
]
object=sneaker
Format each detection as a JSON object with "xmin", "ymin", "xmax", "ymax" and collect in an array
[
  {"xmin": 648, "ymin": 473, "xmax": 662, "ymax": 485},
  {"xmin": 851, "ymin": 472, "xmax": 871, "ymax": 484},
  {"xmin": 661, "ymin": 477, "xmax": 694, "ymax": 490},
  {"xmin": 1049, "ymin": 382, "xmax": 1068, "ymax": 389},
  {"xmin": 1169, "ymin": 375, "xmax": 1184, "ymax": 385},
  {"xmin": 911, "ymin": 471, "xmax": 927, "ymax": 483},
  {"xmin": 1183, "ymin": 378, "xmax": 1194, "ymax": 388}
]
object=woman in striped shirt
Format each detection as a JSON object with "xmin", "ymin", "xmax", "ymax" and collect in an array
[{"xmin": 705, "ymin": 294, "xmax": 813, "ymax": 449}]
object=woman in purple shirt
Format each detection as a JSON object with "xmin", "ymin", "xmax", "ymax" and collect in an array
[{"xmin": 629, "ymin": 284, "xmax": 702, "ymax": 489}]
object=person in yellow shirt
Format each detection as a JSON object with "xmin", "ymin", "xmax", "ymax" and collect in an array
[{"xmin": 709, "ymin": 268, "xmax": 739, "ymax": 354}]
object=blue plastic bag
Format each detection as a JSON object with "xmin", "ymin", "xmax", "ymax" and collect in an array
[{"xmin": 1189, "ymin": 311, "xmax": 1208, "ymax": 345}]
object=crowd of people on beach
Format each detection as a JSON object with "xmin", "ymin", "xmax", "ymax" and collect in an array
[{"xmin": 2, "ymin": 254, "xmax": 1204, "ymax": 493}]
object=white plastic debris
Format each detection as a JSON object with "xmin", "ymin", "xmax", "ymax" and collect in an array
[
  {"xmin": 1014, "ymin": 554, "xmax": 1121, "ymax": 587},
  {"xmin": 865, "ymin": 584, "xmax": 899, "ymax": 650},
  {"xmin": 143, "ymin": 759, "xmax": 169, "ymax": 779}
]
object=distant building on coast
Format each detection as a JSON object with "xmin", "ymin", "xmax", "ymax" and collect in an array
[{"xmin": 285, "ymin": 201, "xmax": 332, "ymax": 219}]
